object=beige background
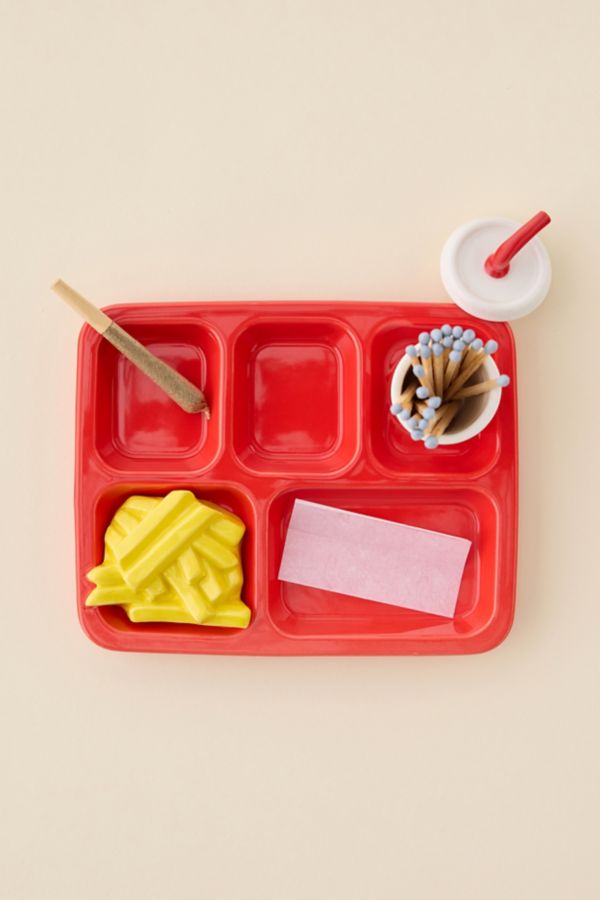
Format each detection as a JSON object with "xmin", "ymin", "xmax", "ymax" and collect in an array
[{"xmin": 1, "ymin": 2, "xmax": 599, "ymax": 898}]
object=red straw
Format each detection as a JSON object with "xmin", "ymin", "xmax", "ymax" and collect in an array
[{"xmin": 484, "ymin": 211, "xmax": 551, "ymax": 278}]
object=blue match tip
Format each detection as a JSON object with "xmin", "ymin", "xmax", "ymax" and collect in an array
[
  {"xmin": 420, "ymin": 345, "xmax": 432, "ymax": 359},
  {"xmin": 453, "ymin": 339, "xmax": 466, "ymax": 352},
  {"xmin": 416, "ymin": 385, "xmax": 429, "ymax": 399},
  {"xmin": 497, "ymin": 374, "xmax": 510, "ymax": 387},
  {"xmin": 471, "ymin": 338, "xmax": 484, "ymax": 351},
  {"xmin": 407, "ymin": 416, "xmax": 420, "ymax": 429},
  {"xmin": 449, "ymin": 350, "xmax": 461, "ymax": 363},
  {"xmin": 399, "ymin": 408, "xmax": 412, "ymax": 420},
  {"xmin": 415, "ymin": 418, "xmax": 426, "ymax": 430},
  {"xmin": 418, "ymin": 331, "xmax": 430, "ymax": 345},
  {"xmin": 424, "ymin": 435, "xmax": 439, "ymax": 450},
  {"xmin": 427, "ymin": 396, "xmax": 442, "ymax": 409},
  {"xmin": 413, "ymin": 364, "xmax": 425, "ymax": 377},
  {"xmin": 442, "ymin": 335, "xmax": 454, "ymax": 348},
  {"xmin": 463, "ymin": 328, "xmax": 476, "ymax": 343},
  {"xmin": 423, "ymin": 407, "xmax": 435, "ymax": 421},
  {"xmin": 452, "ymin": 325, "xmax": 463, "ymax": 338},
  {"xmin": 431, "ymin": 328, "xmax": 443, "ymax": 342},
  {"xmin": 406, "ymin": 344, "xmax": 418, "ymax": 357},
  {"xmin": 390, "ymin": 402, "xmax": 402, "ymax": 415},
  {"xmin": 411, "ymin": 430, "xmax": 424, "ymax": 441},
  {"xmin": 441, "ymin": 324, "xmax": 452, "ymax": 336},
  {"xmin": 484, "ymin": 339, "xmax": 498, "ymax": 354},
  {"xmin": 432, "ymin": 342, "xmax": 444, "ymax": 357}
]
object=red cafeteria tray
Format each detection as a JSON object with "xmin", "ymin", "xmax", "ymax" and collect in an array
[{"xmin": 75, "ymin": 302, "xmax": 518, "ymax": 655}]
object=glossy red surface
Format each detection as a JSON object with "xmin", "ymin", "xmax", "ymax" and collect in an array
[
  {"xmin": 485, "ymin": 210, "xmax": 551, "ymax": 278},
  {"xmin": 75, "ymin": 302, "xmax": 518, "ymax": 655}
]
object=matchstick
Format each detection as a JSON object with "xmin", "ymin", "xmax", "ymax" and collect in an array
[
  {"xmin": 423, "ymin": 405, "xmax": 443, "ymax": 435},
  {"xmin": 431, "ymin": 401, "xmax": 461, "ymax": 436},
  {"xmin": 390, "ymin": 380, "xmax": 418, "ymax": 417},
  {"xmin": 444, "ymin": 353, "xmax": 483, "ymax": 399},
  {"xmin": 432, "ymin": 342, "xmax": 445, "ymax": 396},
  {"xmin": 411, "ymin": 362, "xmax": 435, "ymax": 397},
  {"xmin": 423, "ymin": 400, "xmax": 458, "ymax": 436},
  {"xmin": 405, "ymin": 344, "xmax": 420, "ymax": 368},
  {"xmin": 399, "ymin": 381, "xmax": 417, "ymax": 408},
  {"xmin": 440, "ymin": 335, "xmax": 453, "ymax": 380},
  {"xmin": 451, "ymin": 375, "xmax": 510, "ymax": 399},
  {"xmin": 443, "ymin": 349, "xmax": 463, "ymax": 390},
  {"xmin": 419, "ymin": 345, "xmax": 435, "ymax": 395},
  {"xmin": 415, "ymin": 400, "xmax": 437, "ymax": 423},
  {"xmin": 406, "ymin": 342, "xmax": 434, "ymax": 395},
  {"xmin": 459, "ymin": 336, "xmax": 483, "ymax": 370},
  {"xmin": 445, "ymin": 339, "xmax": 498, "ymax": 401},
  {"xmin": 52, "ymin": 280, "xmax": 210, "ymax": 416}
]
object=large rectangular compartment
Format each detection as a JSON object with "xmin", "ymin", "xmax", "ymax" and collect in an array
[{"xmin": 75, "ymin": 302, "xmax": 518, "ymax": 655}]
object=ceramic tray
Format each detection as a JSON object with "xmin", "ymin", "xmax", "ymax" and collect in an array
[{"xmin": 75, "ymin": 302, "xmax": 518, "ymax": 654}]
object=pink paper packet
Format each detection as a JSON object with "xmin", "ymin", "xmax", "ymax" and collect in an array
[{"xmin": 278, "ymin": 500, "xmax": 472, "ymax": 618}]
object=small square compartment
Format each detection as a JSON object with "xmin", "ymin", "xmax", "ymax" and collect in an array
[
  {"xmin": 79, "ymin": 483, "xmax": 257, "ymax": 650},
  {"xmin": 94, "ymin": 319, "xmax": 222, "ymax": 473},
  {"xmin": 367, "ymin": 320, "xmax": 513, "ymax": 478},
  {"xmin": 232, "ymin": 318, "xmax": 361, "ymax": 475},
  {"xmin": 267, "ymin": 485, "xmax": 511, "ymax": 651}
]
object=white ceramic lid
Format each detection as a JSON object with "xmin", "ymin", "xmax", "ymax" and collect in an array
[{"xmin": 440, "ymin": 217, "xmax": 551, "ymax": 321}]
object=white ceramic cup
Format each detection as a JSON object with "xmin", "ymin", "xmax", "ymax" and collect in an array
[{"xmin": 390, "ymin": 353, "xmax": 502, "ymax": 445}]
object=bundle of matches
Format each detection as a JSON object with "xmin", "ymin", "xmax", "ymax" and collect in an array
[{"xmin": 390, "ymin": 325, "xmax": 510, "ymax": 450}]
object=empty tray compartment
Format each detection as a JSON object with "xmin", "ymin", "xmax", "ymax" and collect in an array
[{"xmin": 232, "ymin": 318, "xmax": 361, "ymax": 475}]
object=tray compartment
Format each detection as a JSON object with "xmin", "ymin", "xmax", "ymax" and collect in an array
[
  {"xmin": 93, "ymin": 318, "xmax": 222, "ymax": 473},
  {"xmin": 79, "ymin": 481, "xmax": 257, "ymax": 647},
  {"xmin": 231, "ymin": 318, "xmax": 361, "ymax": 475},
  {"xmin": 266, "ymin": 484, "xmax": 508, "ymax": 647},
  {"xmin": 367, "ymin": 319, "xmax": 514, "ymax": 478}
]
